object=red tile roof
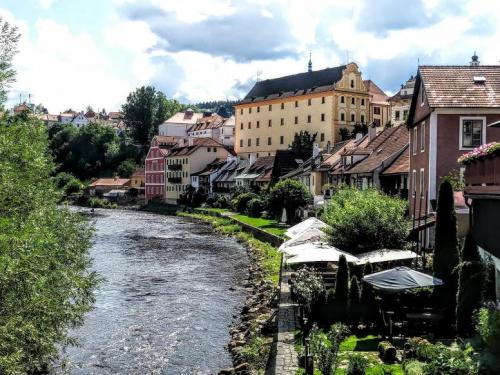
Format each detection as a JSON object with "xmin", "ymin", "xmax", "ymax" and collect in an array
[
  {"xmin": 167, "ymin": 138, "xmax": 225, "ymax": 157},
  {"xmin": 89, "ymin": 178, "xmax": 130, "ymax": 187},
  {"xmin": 419, "ymin": 65, "xmax": 500, "ymax": 108},
  {"xmin": 381, "ymin": 146, "xmax": 409, "ymax": 175}
]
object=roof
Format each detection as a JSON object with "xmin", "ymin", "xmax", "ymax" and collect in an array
[
  {"xmin": 364, "ymin": 79, "xmax": 390, "ymax": 105},
  {"xmin": 419, "ymin": 65, "xmax": 500, "ymax": 108},
  {"xmin": 236, "ymin": 156, "xmax": 275, "ymax": 182},
  {"xmin": 154, "ymin": 135, "xmax": 182, "ymax": 145},
  {"xmin": 381, "ymin": 145, "xmax": 409, "ymax": 175},
  {"xmin": 164, "ymin": 110, "xmax": 204, "ymax": 125},
  {"xmin": 167, "ymin": 137, "xmax": 225, "ymax": 157},
  {"xmin": 108, "ymin": 112, "xmax": 123, "ymax": 120},
  {"xmin": 89, "ymin": 178, "xmax": 130, "ymax": 187},
  {"xmin": 272, "ymin": 150, "xmax": 304, "ymax": 181},
  {"xmin": 389, "ymin": 76, "xmax": 415, "ymax": 102},
  {"xmin": 188, "ymin": 114, "xmax": 227, "ymax": 132},
  {"xmin": 343, "ymin": 125, "xmax": 409, "ymax": 174},
  {"xmin": 131, "ymin": 168, "xmax": 145, "ymax": 177},
  {"xmin": 191, "ymin": 158, "xmax": 226, "ymax": 176},
  {"xmin": 240, "ymin": 65, "xmax": 347, "ymax": 104}
]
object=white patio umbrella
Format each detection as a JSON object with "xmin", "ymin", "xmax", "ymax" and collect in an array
[
  {"xmin": 285, "ymin": 243, "xmax": 359, "ymax": 264},
  {"xmin": 285, "ymin": 217, "xmax": 328, "ymax": 239},
  {"xmin": 355, "ymin": 249, "xmax": 420, "ymax": 265},
  {"xmin": 279, "ymin": 228, "xmax": 327, "ymax": 252},
  {"xmin": 362, "ymin": 266, "xmax": 443, "ymax": 292}
]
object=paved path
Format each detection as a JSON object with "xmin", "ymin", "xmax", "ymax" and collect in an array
[{"xmin": 270, "ymin": 264, "xmax": 300, "ymax": 374}]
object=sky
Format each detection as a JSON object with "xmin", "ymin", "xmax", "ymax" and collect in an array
[{"xmin": 2, "ymin": 0, "xmax": 500, "ymax": 113}]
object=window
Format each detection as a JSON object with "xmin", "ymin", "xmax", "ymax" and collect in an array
[
  {"xmin": 321, "ymin": 113, "xmax": 325, "ymax": 121},
  {"xmin": 248, "ymin": 121, "xmax": 251, "ymax": 129},
  {"xmin": 207, "ymin": 147, "xmax": 211, "ymax": 152},
  {"xmin": 240, "ymin": 109, "xmax": 243, "ymax": 115},
  {"xmin": 308, "ymin": 98, "xmax": 312, "ymax": 106},
  {"xmin": 419, "ymin": 169, "xmax": 425, "ymax": 197},
  {"xmin": 373, "ymin": 107, "xmax": 381, "ymax": 115},
  {"xmin": 307, "ymin": 115, "xmax": 311, "ymax": 123},
  {"xmin": 340, "ymin": 96, "xmax": 345, "ymax": 104},
  {"xmin": 281, "ymin": 118, "xmax": 284, "ymax": 126},
  {"xmin": 351, "ymin": 97, "xmax": 355, "ymax": 105},
  {"xmin": 240, "ymin": 123, "xmax": 243, "ymax": 130},
  {"xmin": 268, "ymin": 104, "xmax": 272, "ymax": 111},
  {"xmin": 240, "ymin": 139, "xmax": 243, "ymax": 147},
  {"xmin": 350, "ymin": 79, "xmax": 355, "ymax": 88},
  {"xmin": 403, "ymin": 110, "xmax": 409, "ymax": 120},
  {"xmin": 361, "ymin": 98, "xmax": 365, "ymax": 106},
  {"xmin": 460, "ymin": 117, "xmax": 485, "ymax": 149},
  {"xmin": 321, "ymin": 96, "xmax": 325, "ymax": 104},
  {"xmin": 294, "ymin": 116, "xmax": 298, "ymax": 124},
  {"xmin": 280, "ymin": 136, "xmax": 284, "ymax": 144},
  {"xmin": 295, "ymin": 100, "xmax": 298, "ymax": 108},
  {"xmin": 267, "ymin": 137, "xmax": 272, "ymax": 145},
  {"xmin": 341, "ymin": 112, "xmax": 345, "ymax": 121},
  {"xmin": 351, "ymin": 113, "xmax": 355, "ymax": 122},
  {"xmin": 360, "ymin": 114, "xmax": 365, "ymax": 123},
  {"xmin": 256, "ymin": 138, "xmax": 260, "ymax": 146},
  {"xmin": 268, "ymin": 119, "xmax": 272, "ymax": 127},
  {"xmin": 247, "ymin": 138, "xmax": 251, "ymax": 147},
  {"xmin": 420, "ymin": 122, "xmax": 425, "ymax": 152},
  {"xmin": 413, "ymin": 127, "xmax": 418, "ymax": 155},
  {"xmin": 249, "ymin": 107, "xmax": 252, "ymax": 114},
  {"xmin": 395, "ymin": 110, "xmax": 400, "ymax": 120},
  {"xmin": 412, "ymin": 170, "xmax": 417, "ymax": 197},
  {"xmin": 281, "ymin": 102, "xmax": 284, "ymax": 109},
  {"xmin": 257, "ymin": 106, "xmax": 260, "ymax": 113},
  {"xmin": 257, "ymin": 120, "xmax": 260, "ymax": 128},
  {"xmin": 320, "ymin": 133, "xmax": 325, "ymax": 142}
]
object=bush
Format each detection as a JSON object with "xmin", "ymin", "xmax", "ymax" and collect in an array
[
  {"xmin": 423, "ymin": 343, "xmax": 478, "ymax": 375},
  {"xmin": 246, "ymin": 197, "xmax": 264, "ymax": 217},
  {"xmin": 53, "ymin": 172, "xmax": 74, "ymax": 189},
  {"xmin": 214, "ymin": 194, "xmax": 230, "ymax": 209},
  {"xmin": 89, "ymin": 197, "xmax": 117, "ymax": 209},
  {"xmin": 64, "ymin": 177, "xmax": 83, "ymax": 194},
  {"xmin": 456, "ymin": 260, "xmax": 484, "ymax": 337},
  {"xmin": 232, "ymin": 192, "xmax": 258, "ymax": 213},
  {"xmin": 477, "ymin": 304, "xmax": 500, "ymax": 357},
  {"xmin": 346, "ymin": 353, "xmax": 369, "ymax": 375},
  {"xmin": 323, "ymin": 187, "xmax": 409, "ymax": 253},
  {"xmin": 268, "ymin": 179, "xmax": 311, "ymax": 224},
  {"xmin": 404, "ymin": 360, "xmax": 425, "ymax": 375},
  {"xmin": 378, "ymin": 341, "xmax": 397, "ymax": 363},
  {"xmin": 290, "ymin": 266, "xmax": 325, "ymax": 309},
  {"xmin": 116, "ymin": 159, "xmax": 136, "ymax": 178}
]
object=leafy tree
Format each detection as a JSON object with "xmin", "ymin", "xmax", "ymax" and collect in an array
[
  {"xmin": 433, "ymin": 179, "xmax": 460, "ymax": 330},
  {"xmin": 0, "ymin": 115, "xmax": 98, "ymax": 373},
  {"xmin": 116, "ymin": 159, "xmax": 136, "ymax": 178},
  {"xmin": 351, "ymin": 122, "xmax": 368, "ymax": 137},
  {"xmin": 34, "ymin": 103, "xmax": 48, "ymax": 114},
  {"xmin": 323, "ymin": 187, "xmax": 409, "ymax": 253},
  {"xmin": 0, "ymin": 17, "xmax": 21, "ymax": 106},
  {"xmin": 360, "ymin": 264, "xmax": 377, "ymax": 326},
  {"xmin": 339, "ymin": 127, "xmax": 351, "ymax": 141},
  {"xmin": 289, "ymin": 130, "xmax": 317, "ymax": 159},
  {"xmin": 290, "ymin": 266, "xmax": 325, "ymax": 310},
  {"xmin": 268, "ymin": 179, "xmax": 311, "ymax": 224}
]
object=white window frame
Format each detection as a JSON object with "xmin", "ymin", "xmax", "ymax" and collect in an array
[
  {"xmin": 420, "ymin": 121, "xmax": 425, "ymax": 152},
  {"xmin": 419, "ymin": 168, "xmax": 425, "ymax": 197},
  {"xmin": 459, "ymin": 116, "xmax": 486, "ymax": 150},
  {"xmin": 412, "ymin": 170, "xmax": 417, "ymax": 197},
  {"xmin": 413, "ymin": 127, "xmax": 418, "ymax": 155}
]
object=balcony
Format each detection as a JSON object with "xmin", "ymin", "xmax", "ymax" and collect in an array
[
  {"xmin": 168, "ymin": 164, "xmax": 182, "ymax": 171},
  {"xmin": 168, "ymin": 177, "xmax": 182, "ymax": 184},
  {"xmin": 464, "ymin": 157, "xmax": 500, "ymax": 196}
]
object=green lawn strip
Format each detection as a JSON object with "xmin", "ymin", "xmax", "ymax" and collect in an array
[
  {"xmin": 195, "ymin": 207, "xmax": 229, "ymax": 214},
  {"xmin": 339, "ymin": 335, "xmax": 380, "ymax": 352},
  {"xmin": 232, "ymin": 214, "xmax": 286, "ymax": 236}
]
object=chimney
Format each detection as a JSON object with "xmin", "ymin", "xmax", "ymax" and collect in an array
[
  {"xmin": 355, "ymin": 132, "xmax": 363, "ymax": 141},
  {"xmin": 368, "ymin": 122, "xmax": 377, "ymax": 142},
  {"xmin": 312, "ymin": 143, "xmax": 320, "ymax": 158},
  {"xmin": 326, "ymin": 141, "xmax": 331, "ymax": 153},
  {"xmin": 249, "ymin": 154, "xmax": 256, "ymax": 165}
]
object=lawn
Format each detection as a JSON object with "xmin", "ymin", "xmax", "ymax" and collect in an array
[{"xmin": 232, "ymin": 214, "xmax": 286, "ymax": 236}]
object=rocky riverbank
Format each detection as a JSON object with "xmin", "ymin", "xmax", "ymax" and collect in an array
[{"xmin": 178, "ymin": 213, "xmax": 282, "ymax": 375}]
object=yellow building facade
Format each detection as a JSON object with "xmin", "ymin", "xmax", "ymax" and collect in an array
[{"xmin": 235, "ymin": 63, "xmax": 370, "ymax": 159}]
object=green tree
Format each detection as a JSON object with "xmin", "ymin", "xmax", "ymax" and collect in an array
[
  {"xmin": 116, "ymin": 159, "xmax": 136, "ymax": 178},
  {"xmin": 323, "ymin": 187, "xmax": 409, "ymax": 253},
  {"xmin": 0, "ymin": 17, "xmax": 21, "ymax": 106},
  {"xmin": 433, "ymin": 179, "xmax": 460, "ymax": 330},
  {"xmin": 335, "ymin": 255, "xmax": 350, "ymax": 302},
  {"xmin": 349, "ymin": 276, "xmax": 362, "ymax": 326},
  {"xmin": 268, "ymin": 179, "xmax": 311, "ymax": 224},
  {"xmin": 288, "ymin": 130, "xmax": 317, "ymax": 158},
  {"xmin": 0, "ymin": 115, "xmax": 98, "ymax": 373},
  {"xmin": 360, "ymin": 263, "xmax": 377, "ymax": 326}
]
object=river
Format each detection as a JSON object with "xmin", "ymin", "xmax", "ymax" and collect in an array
[{"xmin": 63, "ymin": 208, "xmax": 248, "ymax": 374}]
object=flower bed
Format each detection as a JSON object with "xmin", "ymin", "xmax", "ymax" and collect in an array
[{"xmin": 458, "ymin": 142, "xmax": 500, "ymax": 165}]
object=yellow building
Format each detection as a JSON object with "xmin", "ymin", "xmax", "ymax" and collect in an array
[{"xmin": 234, "ymin": 62, "xmax": 370, "ymax": 159}]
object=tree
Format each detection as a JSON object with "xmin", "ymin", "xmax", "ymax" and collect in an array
[
  {"xmin": 335, "ymin": 255, "xmax": 350, "ymax": 302},
  {"xmin": 351, "ymin": 122, "xmax": 368, "ymax": 137},
  {"xmin": 268, "ymin": 179, "xmax": 311, "ymax": 224},
  {"xmin": 339, "ymin": 127, "xmax": 351, "ymax": 141},
  {"xmin": 323, "ymin": 187, "xmax": 409, "ymax": 254},
  {"xmin": 360, "ymin": 263, "xmax": 377, "ymax": 326},
  {"xmin": 116, "ymin": 159, "xmax": 136, "ymax": 178},
  {"xmin": 0, "ymin": 17, "xmax": 21, "ymax": 106},
  {"xmin": 349, "ymin": 276, "xmax": 362, "ymax": 326},
  {"xmin": 0, "ymin": 115, "xmax": 98, "ymax": 373},
  {"xmin": 433, "ymin": 179, "xmax": 460, "ymax": 330},
  {"xmin": 289, "ymin": 130, "xmax": 317, "ymax": 159},
  {"xmin": 122, "ymin": 86, "xmax": 185, "ymax": 156}
]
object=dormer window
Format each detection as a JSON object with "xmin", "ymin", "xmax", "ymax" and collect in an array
[
  {"xmin": 473, "ymin": 76, "xmax": 486, "ymax": 84},
  {"xmin": 350, "ymin": 79, "xmax": 355, "ymax": 88}
]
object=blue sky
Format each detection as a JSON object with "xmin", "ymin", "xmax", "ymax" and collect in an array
[{"xmin": 2, "ymin": 0, "xmax": 500, "ymax": 112}]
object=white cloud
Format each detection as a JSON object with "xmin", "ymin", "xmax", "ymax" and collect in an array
[{"xmin": 38, "ymin": 0, "xmax": 55, "ymax": 9}]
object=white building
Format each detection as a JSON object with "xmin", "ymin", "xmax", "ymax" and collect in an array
[
  {"xmin": 159, "ymin": 109, "xmax": 204, "ymax": 137},
  {"xmin": 71, "ymin": 112, "xmax": 89, "ymax": 128}
]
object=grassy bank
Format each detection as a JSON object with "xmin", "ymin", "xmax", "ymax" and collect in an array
[{"xmin": 178, "ymin": 212, "xmax": 281, "ymax": 374}]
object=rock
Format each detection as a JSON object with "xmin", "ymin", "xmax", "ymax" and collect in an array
[
  {"xmin": 234, "ymin": 362, "xmax": 249, "ymax": 374},
  {"xmin": 218, "ymin": 368, "xmax": 235, "ymax": 375}
]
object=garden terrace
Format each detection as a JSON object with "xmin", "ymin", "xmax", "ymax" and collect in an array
[{"xmin": 464, "ymin": 156, "xmax": 500, "ymax": 195}]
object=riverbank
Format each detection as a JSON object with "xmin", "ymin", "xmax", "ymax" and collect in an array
[{"xmin": 179, "ymin": 212, "xmax": 282, "ymax": 374}]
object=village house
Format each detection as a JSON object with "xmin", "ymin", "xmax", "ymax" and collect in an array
[
  {"xmin": 191, "ymin": 157, "xmax": 235, "ymax": 195},
  {"xmin": 130, "ymin": 168, "xmax": 145, "ymax": 198},
  {"xmin": 187, "ymin": 114, "xmax": 235, "ymax": 147},
  {"xmin": 144, "ymin": 135, "xmax": 181, "ymax": 203},
  {"xmin": 389, "ymin": 75, "xmax": 415, "ymax": 126},
  {"xmin": 407, "ymin": 54, "xmax": 500, "ymax": 218},
  {"xmin": 364, "ymin": 80, "xmax": 391, "ymax": 127},
  {"xmin": 88, "ymin": 177, "xmax": 130, "ymax": 196},
  {"xmin": 165, "ymin": 138, "xmax": 231, "ymax": 204},
  {"xmin": 234, "ymin": 155, "xmax": 275, "ymax": 190},
  {"xmin": 159, "ymin": 109, "xmax": 204, "ymax": 137},
  {"xmin": 212, "ymin": 158, "xmax": 249, "ymax": 194},
  {"xmin": 234, "ymin": 61, "xmax": 372, "ymax": 159}
]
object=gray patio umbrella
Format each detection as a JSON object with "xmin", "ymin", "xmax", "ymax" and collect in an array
[{"xmin": 362, "ymin": 266, "xmax": 443, "ymax": 292}]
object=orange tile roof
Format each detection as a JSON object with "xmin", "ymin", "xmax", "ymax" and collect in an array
[
  {"xmin": 381, "ymin": 146, "xmax": 409, "ymax": 175},
  {"xmin": 89, "ymin": 178, "xmax": 130, "ymax": 187}
]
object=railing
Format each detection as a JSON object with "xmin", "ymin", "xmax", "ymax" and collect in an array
[
  {"xmin": 168, "ymin": 177, "xmax": 182, "ymax": 184},
  {"xmin": 167, "ymin": 164, "xmax": 182, "ymax": 171},
  {"xmin": 464, "ymin": 157, "xmax": 500, "ymax": 195}
]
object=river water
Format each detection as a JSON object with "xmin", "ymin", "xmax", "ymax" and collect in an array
[{"xmin": 63, "ymin": 208, "xmax": 248, "ymax": 374}]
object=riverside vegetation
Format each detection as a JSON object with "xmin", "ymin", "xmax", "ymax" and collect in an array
[{"xmin": 179, "ymin": 212, "xmax": 281, "ymax": 374}]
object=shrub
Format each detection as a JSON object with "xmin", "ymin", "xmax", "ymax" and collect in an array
[
  {"xmin": 64, "ymin": 177, "xmax": 83, "ymax": 194},
  {"xmin": 268, "ymin": 179, "xmax": 311, "ymax": 224},
  {"xmin": 423, "ymin": 343, "xmax": 478, "ymax": 375},
  {"xmin": 378, "ymin": 341, "xmax": 397, "ymax": 363},
  {"xmin": 346, "ymin": 353, "xmax": 369, "ymax": 375},
  {"xmin": 349, "ymin": 276, "xmax": 361, "ymax": 326},
  {"xmin": 323, "ymin": 187, "xmax": 409, "ymax": 253},
  {"xmin": 433, "ymin": 179, "xmax": 459, "ymax": 331},
  {"xmin": 116, "ymin": 159, "xmax": 136, "ymax": 178},
  {"xmin": 53, "ymin": 172, "xmax": 75, "ymax": 189},
  {"xmin": 232, "ymin": 192, "xmax": 258, "ymax": 213},
  {"xmin": 214, "ymin": 194, "xmax": 230, "ymax": 209},
  {"xmin": 404, "ymin": 360, "xmax": 425, "ymax": 375},
  {"xmin": 309, "ymin": 325, "xmax": 334, "ymax": 375},
  {"xmin": 246, "ymin": 197, "xmax": 264, "ymax": 217},
  {"xmin": 477, "ymin": 304, "xmax": 500, "ymax": 357},
  {"xmin": 456, "ymin": 260, "xmax": 484, "ymax": 337},
  {"xmin": 290, "ymin": 266, "xmax": 325, "ymax": 309},
  {"xmin": 89, "ymin": 197, "xmax": 117, "ymax": 209}
]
